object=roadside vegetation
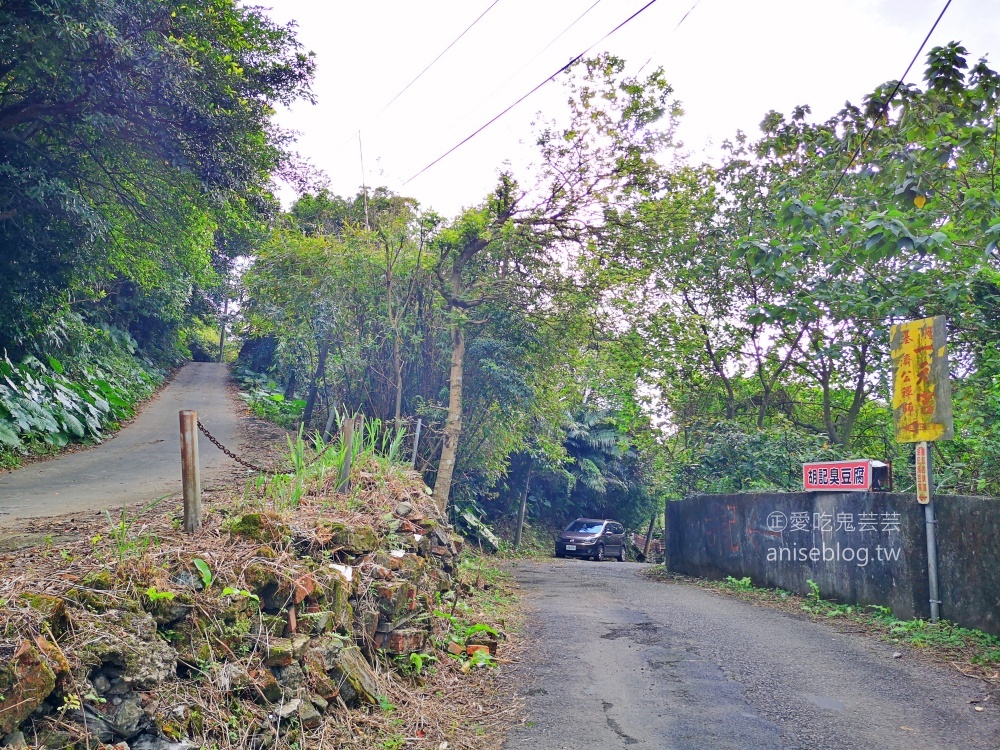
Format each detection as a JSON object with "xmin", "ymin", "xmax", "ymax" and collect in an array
[
  {"xmin": 0, "ymin": 0, "xmax": 314, "ymax": 468},
  {"xmin": 0, "ymin": 317, "xmax": 167, "ymax": 470},
  {"xmin": 6, "ymin": 1, "xmax": 1000, "ymax": 538},
  {"xmin": 646, "ymin": 569, "xmax": 1000, "ymax": 689},
  {"xmin": 0, "ymin": 417, "xmax": 522, "ymax": 749},
  {"xmin": 234, "ymin": 43, "xmax": 1000, "ymax": 549}
]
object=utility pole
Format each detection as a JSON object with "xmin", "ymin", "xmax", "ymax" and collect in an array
[{"xmin": 217, "ymin": 298, "xmax": 229, "ymax": 363}]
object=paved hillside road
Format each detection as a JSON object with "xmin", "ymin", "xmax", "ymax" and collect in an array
[
  {"xmin": 505, "ymin": 560, "xmax": 999, "ymax": 750},
  {"xmin": 0, "ymin": 363, "xmax": 243, "ymax": 525}
]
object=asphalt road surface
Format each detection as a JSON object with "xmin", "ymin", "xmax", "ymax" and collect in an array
[
  {"xmin": 504, "ymin": 560, "xmax": 999, "ymax": 750},
  {"xmin": 0, "ymin": 363, "xmax": 242, "ymax": 525}
]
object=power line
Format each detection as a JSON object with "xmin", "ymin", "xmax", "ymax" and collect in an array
[
  {"xmin": 636, "ymin": 0, "xmax": 703, "ymax": 75},
  {"xmin": 379, "ymin": 0, "xmax": 502, "ymax": 116},
  {"xmin": 827, "ymin": 0, "xmax": 952, "ymax": 199},
  {"xmin": 404, "ymin": 0, "xmax": 664, "ymax": 186},
  {"xmin": 463, "ymin": 0, "xmax": 606, "ymax": 116}
]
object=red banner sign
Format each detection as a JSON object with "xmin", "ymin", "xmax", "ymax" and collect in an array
[{"xmin": 803, "ymin": 460, "xmax": 872, "ymax": 491}]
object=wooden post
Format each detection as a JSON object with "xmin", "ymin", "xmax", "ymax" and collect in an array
[
  {"xmin": 179, "ymin": 410, "xmax": 201, "ymax": 533},
  {"xmin": 642, "ymin": 514, "xmax": 655, "ymax": 560},
  {"xmin": 323, "ymin": 406, "xmax": 338, "ymax": 442},
  {"xmin": 338, "ymin": 415, "xmax": 355, "ymax": 491},
  {"xmin": 410, "ymin": 418, "xmax": 422, "ymax": 469},
  {"xmin": 514, "ymin": 464, "xmax": 531, "ymax": 551}
]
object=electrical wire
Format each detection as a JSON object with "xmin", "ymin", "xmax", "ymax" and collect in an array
[
  {"xmin": 462, "ymin": 0, "xmax": 606, "ymax": 118},
  {"xmin": 636, "ymin": 0, "xmax": 703, "ymax": 76},
  {"xmin": 827, "ymin": 0, "xmax": 953, "ymax": 199},
  {"xmin": 379, "ymin": 0, "xmax": 503, "ymax": 116},
  {"xmin": 403, "ymin": 0, "xmax": 664, "ymax": 185}
]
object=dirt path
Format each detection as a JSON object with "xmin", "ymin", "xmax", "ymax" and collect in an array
[
  {"xmin": 504, "ymin": 559, "xmax": 999, "ymax": 750},
  {"xmin": 0, "ymin": 363, "xmax": 245, "ymax": 526}
]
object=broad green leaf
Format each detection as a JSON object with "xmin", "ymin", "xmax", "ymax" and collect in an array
[
  {"xmin": 0, "ymin": 421, "xmax": 21, "ymax": 447},
  {"xmin": 61, "ymin": 413, "xmax": 85, "ymax": 438}
]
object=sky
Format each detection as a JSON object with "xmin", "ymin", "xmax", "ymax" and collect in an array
[{"xmin": 261, "ymin": 0, "xmax": 1000, "ymax": 218}]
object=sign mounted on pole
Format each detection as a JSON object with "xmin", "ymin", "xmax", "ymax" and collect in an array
[
  {"xmin": 890, "ymin": 316, "xmax": 953, "ymax": 443},
  {"xmin": 915, "ymin": 442, "xmax": 931, "ymax": 505}
]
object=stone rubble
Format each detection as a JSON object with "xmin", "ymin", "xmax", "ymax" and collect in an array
[{"xmin": 0, "ymin": 480, "xmax": 475, "ymax": 749}]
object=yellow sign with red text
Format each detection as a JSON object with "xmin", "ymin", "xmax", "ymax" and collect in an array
[{"xmin": 890, "ymin": 316, "xmax": 953, "ymax": 443}]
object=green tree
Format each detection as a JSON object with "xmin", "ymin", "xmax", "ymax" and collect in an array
[
  {"xmin": 428, "ymin": 54, "xmax": 681, "ymax": 512},
  {"xmin": 0, "ymin": 0, "xmax": 314, "ymax": 349}
]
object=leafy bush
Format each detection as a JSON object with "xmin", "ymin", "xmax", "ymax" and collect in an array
[
  {"xmin": 0, "ymin": 318, "xmax": 164, "ymax": 466},
  {"xmin": 667, "ymin": 418, "xmax": 848, "ymax": 496},
  {"xmin": 234, "ymin": 368, "xmax": 306, "ymax": 428}
]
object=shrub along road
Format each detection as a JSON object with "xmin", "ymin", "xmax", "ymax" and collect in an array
[
  {"xmin": 0, "ymin": 363, "xmax": 243, "ymax": 526},
  {"xmin": 504, "ymin": 560, "xmax": 998, "ymax": 750}
]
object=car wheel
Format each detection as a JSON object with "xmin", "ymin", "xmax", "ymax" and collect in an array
[
  {"xmin": 555, "ymin": 551, "xmax": 565, "ymax": 558},
  {"xmin": 617, "ymin": 546, "xmax": 625, "ymax": 562},
  {"xmin": 593, "ymin": 543, "xmax": 605, "ymax": 562}
]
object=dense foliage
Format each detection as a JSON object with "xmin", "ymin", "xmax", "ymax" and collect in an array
[
  {"xmin": 0, "ymin": 0, "xmax": 313, "ymax": 355},
  {"xmin": 617, "ymin": 42, "xmax": 1000, "ymax": 497},
  {"xmin": 0, "ymin": 316, "xmax": 164, "ymax": 468},
  {"xmin": 6, "ymin": 7, "xmax": 998, "ymax": 534},
  {"xmin": 0, "ymin": 0, "xmax": 313, "ymax": 464},
  {"xmin": 240, "ymin": 44, "xmax": 1000, "ymax": 537}
]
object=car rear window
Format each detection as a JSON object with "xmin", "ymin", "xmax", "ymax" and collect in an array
[{"xmin": 566, "ymin": 521, "xmax": 604, "ymax": 534}]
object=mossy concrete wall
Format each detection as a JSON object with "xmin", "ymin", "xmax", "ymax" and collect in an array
[{"xmin": 666, "ymin": 492, "xmax": 1000, "ymax": 635}]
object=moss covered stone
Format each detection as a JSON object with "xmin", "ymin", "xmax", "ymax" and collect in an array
[
  {"xmin": 317, "ymin": 522, "xmax": 378, "ymax": 554},
  {"xmin": 0, "ymin": 641, "xmax": 57, "ymax": 734},
  {"xmin": 224, "ymin": 513, "xmax": 288, "ymax": 543},
  {"xmin": 144, "ymin": 591, "xmax": 193, "ymax": 626},
  {"xmin": 332, "ymin": 643, "xmax": 379, "ymax": 706},
  {"xmin": 254, "ymin": 614, "xmax": 287, "ymax": 639},
  {"xmin": 82, "ymin": 569, "xmax": 113, "ymax": 590},
  {"xmin": 76, "ymin": 611, "xmax": 176, "ymax": 689},
  {"xmin": 17, "ymin": 594, "xmax": 67, "ymax": 636},
  {"xmin": 264, "ymin": 637, "xmax": 294, "ymax": 667},
  {"xmin": 244, "ymin": 563, "xmax": 292, "ymax": 612}
]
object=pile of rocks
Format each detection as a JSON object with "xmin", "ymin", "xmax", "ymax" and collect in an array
[{"xmin": 0, "ymin": 488, "xmax": 469, "ymax": 750}]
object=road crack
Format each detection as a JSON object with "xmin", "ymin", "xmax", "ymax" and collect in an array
[{"xmin": 601, "ymin": 701, "xmax": 639, "ymax": 745}]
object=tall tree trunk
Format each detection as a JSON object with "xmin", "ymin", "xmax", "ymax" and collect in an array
[
  {"xmin": 838, "ymin": 342, "xmax": 870, "ymax": 448},
  {"xmin": 301, "ymin": 341, "xmax": 330, "ymax": 428},
  {"xmin": 820, "ymin": 364, "xmax": 837, "ymax": 445},
  {"xmin": 514, "ymin": 462, "xmax": 531, "ymax": 551},
  {"xmin": 432, "ymin": 323, "xmax": 465, "ymax": 513},
  {"xmin": 642, "ymin": 514, "xmax": 655, "ymax": 559},
  {"xmin": 393, "ymin": 334, "xmax": 403, "ymax": 424},
  {"xmin": 217, "ymin": 298, "xmax": 229, "ymax": 363}
]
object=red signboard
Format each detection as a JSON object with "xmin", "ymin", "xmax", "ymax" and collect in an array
[{"xmin": 803, "ymin": 460, "xmax": 872, "ymax": 491}]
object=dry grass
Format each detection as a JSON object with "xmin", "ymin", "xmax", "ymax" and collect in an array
[{"xmin": 0, "ymin": 454, "xmax": 525, "ymax": 750}]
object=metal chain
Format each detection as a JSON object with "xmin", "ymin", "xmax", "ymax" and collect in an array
[{"xmin": 196, "ymin": 420, "xmax": 342, "ymax": 476}]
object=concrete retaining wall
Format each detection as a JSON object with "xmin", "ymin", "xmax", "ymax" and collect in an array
[{"xmin": 665, "ymin": 492, "xmax": 1000, "ymax": 635}]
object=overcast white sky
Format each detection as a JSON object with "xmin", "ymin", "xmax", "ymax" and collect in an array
[{"xmin": 261, "ymin": 0, "xmax": 999, "ymax": 217}]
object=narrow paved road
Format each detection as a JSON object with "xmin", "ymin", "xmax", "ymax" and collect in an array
[
  {"xmin": 505, "ymin": 560, "xmax": 999, "ymax": 750},
  {"xmin": 0, "ymin": 363, "xmax": 242, "ymax": 524}
]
